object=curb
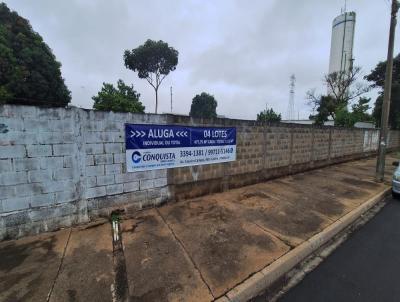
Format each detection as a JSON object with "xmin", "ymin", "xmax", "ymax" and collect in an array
[{"xmin": 216, "ymin": 187, "xmax": 391, "ymax": 302}]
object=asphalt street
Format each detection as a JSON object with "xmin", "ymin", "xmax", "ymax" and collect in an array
[{"xmin": 257, "ymin": 196, "xmax": 400, "ymax": 302}]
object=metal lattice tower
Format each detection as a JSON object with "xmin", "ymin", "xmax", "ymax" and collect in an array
[{"xmin": 287, "ymin": 74, "xmax": 296, "ymax": 120}]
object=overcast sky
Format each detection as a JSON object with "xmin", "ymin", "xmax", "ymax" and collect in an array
[{"xmin": 4, "ymin": 0, "xmax": 399, "ymax": 120}]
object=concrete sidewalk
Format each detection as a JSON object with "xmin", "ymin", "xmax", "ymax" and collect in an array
[{"xmin": 0, "ymin": 155, "xmax": 397, "ymax": 302}]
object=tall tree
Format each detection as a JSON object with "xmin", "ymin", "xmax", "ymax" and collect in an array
[
  {"xmin": 0, "ymin": 3, "xmax": 71, "ymax": 106},
  {"xmin": 372, "ymin": 85, "xmax": 400, "ymax": 129},
  {"xmin": 351, "ymin": 97, "xmax": 373, "ymax": 122},
  {"xmin": 189, "ymin": 92, "xmax": 217, "ymax": 118},
  {"xmin": 366, "ymin": 54, "xmax": 400, "ymax": 129},
  {"xmin": 334, "ymin": 97, "xmax": 373, "ymax": 127},
  {"xmin": 365, "ymin": 53, "xmax": 400, "ymax": 88},
  {"xmin": 308, "ymin": 67, "xmax": 370, "ymax": 124},
  {"xmin": 257, "ymin": 107, "xmax": 281, "ymax": 122},
  {"xmin": 92, "ymin": 80, "xmax": 144, "ymax": 113},
  {"xmin": 124, "ymin": 39, "xmax": 178, "ymax": 114},
  {"xmin": 308, "ymin": 95, "xmax": 337, "ymax": 125}
]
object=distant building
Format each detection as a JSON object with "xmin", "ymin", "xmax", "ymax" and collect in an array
[
  {"xmin": 281, "ymin": 120, "xmax": 335, "ymax": 126},
  {"xmin": 354, "ymin": 121, "xmax": 375, "ymax": 129},
  {"xmin": 281, "ymin": 120, "xmax": 375, "ymax": 129},
  {"xmin": 328, "ymin": 11, "xmax": 356, "ymax": 75}
]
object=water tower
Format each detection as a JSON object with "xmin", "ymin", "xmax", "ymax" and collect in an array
[{"xmin": 328, "ymin": 11, "xmax": 356, "ymax": 74}]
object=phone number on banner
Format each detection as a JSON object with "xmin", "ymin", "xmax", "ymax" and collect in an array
[{"xmin": 126, "ymin": 146, "xmax": 236, "ymax": 172}]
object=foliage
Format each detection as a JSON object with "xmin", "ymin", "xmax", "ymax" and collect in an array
[
  {"xmin": 189, "ymin": 92, "xmax": 217, "ymax": 118},
  {"xmin": 0, "ymin": 86, "xmax": 12, "ymax": 104},
  {"xmin": 92, "ymin": 80, "xmax": 144, "ymax": 113},
  {"xmin": 334, "ymin": 106, "xmax": 356, "ymax": 127},
  {"xmin": 308, "ymin": 67, "xmax": 370, "ymax": 125},
  {"xmin": 334, "ymin": 98, "xmax": 372, "ymax": 127},
  {"xmin": 308, "ymin": 95, "xmax": 337, "ymax": 125},
  {"xmin": 366, "ymin": 54, "xmax": 400, "ymax": 129},
  {"xmin": 365, "ymin": 54, "xmax": 400, "ymax": 88},
  {"xmin": 124, "ymin": 39, "xmax": 178, "ymax": 113},
  {"xmin": 351, "ymin": 97, "xmax": 373, "ymax": 122},
  {"xmin": 372, "ymin": 84, "xmax": 400, "ymax": 129},
  {"xmin": 257, "ymin": 107, "xmax": 281, "ymax": 122},
  {"xmin": 0, "ymin": 3, "xmax": 71, "ymax": 106}
]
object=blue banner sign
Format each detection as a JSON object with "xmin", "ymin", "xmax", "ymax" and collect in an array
[{"xmin": 125, "ymin": 124, "xmax": 236, "ymax": 172}]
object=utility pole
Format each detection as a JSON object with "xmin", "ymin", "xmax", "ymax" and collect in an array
[
  {"xmin": 170, "ymin": 86, "xmax": 173, "ymax": 113},
  {"xmin": 376, "ymin": 0, "xmax": 399, "ymax": 181}
]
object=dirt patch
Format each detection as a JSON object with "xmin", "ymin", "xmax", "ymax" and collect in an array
[
  {"xmin": 124, "ymin": 213, "xmax": 160, "ymax": 234},
  {"xmin": 239, "ymin": 191, "xmax": 272, "ymax": 200},
  {"xmin": 0, "ymin": 230, "xmax": 69, "ymax": 302},
  {"xmin": 164, "ymin": 198, "xmax": 236, "ymax": 225},
  {"xmin": 0, "ymin": 236, "xmax": 57, "ymax": 273}
]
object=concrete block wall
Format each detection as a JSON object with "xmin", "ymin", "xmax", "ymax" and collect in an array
[
  {"xmin": 1, "ymin": 104, "xmax": 399, "ymax": 240},
  {"xmin": 363, "ymin": 130, "xmax": 380, "ymax": 152},
  {"xmin": 82, "ymin": 110, "xmax": 169, "ymax": 217},
  {"xmin": 388, "ymin": 130, "xmax": 400, "ymax": 149},
  {"xmin": 265, "ymin": 126, "xmax": 291, "ymax": 169},
  {"xmin": 312, "ymin": 129, "xmax": 330, "ymax": 161},
  {"xmin": 229, "ymin": 123, "xmax": 264, "ymax": 175},
  {"xmin": 0, "ymin": 106, "xmax": 87, "ymax": 240},
  {"xmin": 169, "ymin": 119, "xmax": 399, "ymax": 198},
  {"xmin": 0, "ymin": 105, "xmax": 169, "ymax": 239},
  {"xmin": 331, "ymin": 128, "xmax": 364, "ymax": 158},
  {"xmin": 291, "ymin": 127, "xmax": 313, "ymax": 164}
]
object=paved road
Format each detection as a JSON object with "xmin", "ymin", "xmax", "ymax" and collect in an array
[{"xmin": 257, "ymin": 196, "xmax": 400, "ymax": 302}]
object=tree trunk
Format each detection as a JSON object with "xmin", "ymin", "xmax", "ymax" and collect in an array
[{"xmin": 155, "ymin": 88, "xmax": 158, "ymax": 114}]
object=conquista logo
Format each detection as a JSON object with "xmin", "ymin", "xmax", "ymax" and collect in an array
[
  {"xmin": 132, "ymin": 151, "xmax": 142, "ymax": 164},
  {"xmin": 132, "ymin": 151, "xmax": 176, "ymax": 164}
]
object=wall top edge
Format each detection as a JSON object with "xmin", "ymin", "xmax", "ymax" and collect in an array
[{"xmin": 0, "ymin": 104, "xmax": 381, "ymax": 131}]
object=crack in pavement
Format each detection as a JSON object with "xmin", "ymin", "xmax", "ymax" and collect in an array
[
  {"xmin": 46, "ymin": 228, "xmax": 72, "ymax": 302},
  {"xmin": 155, "ymin": 207, "xmax": 215, "ymax": 300},
  {"xmin": 251, "ymin": 221, "xmax": 296, "ymax": 249}
]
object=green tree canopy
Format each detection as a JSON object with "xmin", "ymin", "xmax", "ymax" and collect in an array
[
  {"xmin": 257, "ymin": 107, "xmax": 281, "ymax": 122},
  {"xmin": 124, "ymin": 39, "xmax": 178, "ymax": 114},
  {"xmin": 92, "ymin": 80, "xmax": 144, "ymax": 113},
  {"xmin": 365, "ymin": 54, "xmax": 400, "ymax": 88},
  {"xmin": 334, "ymin": 106, "xmax": 355, "ymax": 128},
  {"xmin": 366, "ymin": 53, "xmax": 400, "ymax": 129},
  {"xmin": 189, "ymin": 92, "xmax": 217, "ymax": 118},
  {"xmin": 309, "ymin": 95, "xmax": 337, "ymax": 125},
  {"xmin": 0, "ymin": 3, "xmax": 71, "ymax": 106},
  {"xmin": 351, "ymin": 97, "xmax": 373, "ymax": 122},
  {"xmin": 372, "ymin": 84, "xmax": 400, "ymax": 129},
  {"xmin": 334, "ymin": 97, "xmax": 373, "ymax": 127}
]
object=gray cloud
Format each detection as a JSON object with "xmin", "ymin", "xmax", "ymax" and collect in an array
[{"xmin": 4, "ymin": 0, "xmax": 399, "ymax": 120}]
